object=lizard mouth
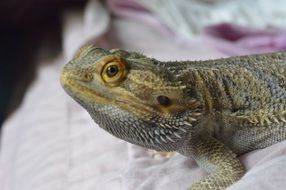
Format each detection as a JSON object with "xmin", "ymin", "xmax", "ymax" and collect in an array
[
  {"xmin": 60, "ymin": 72, "xmax": 154, "ymax": 115},
  {"xmin": 60, "ymin": 73, "xmax": 108, "ymax": 104}
]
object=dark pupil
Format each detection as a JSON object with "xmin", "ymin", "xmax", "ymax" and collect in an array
[
  {"xmin": 157, "ymin": 95, "xmax": 171, "ymax": 106},
  {"xmin": 107, "ymin": 65, "xmax": 118, "ymax": 77}
]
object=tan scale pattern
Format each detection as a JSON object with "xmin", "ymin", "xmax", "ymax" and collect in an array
[{"xmin": 61, "ymin": 46, "xmax": 286, "ymax": 190}]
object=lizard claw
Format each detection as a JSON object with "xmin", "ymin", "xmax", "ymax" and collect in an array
[{"xmin": 148, "ymin": 150, "xmax": 176, "ymax": 159}]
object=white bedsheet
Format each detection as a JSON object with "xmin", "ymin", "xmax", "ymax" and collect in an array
[{"xmin": 1, "ymin": 1, "xmax": 286, "ymax": 190}]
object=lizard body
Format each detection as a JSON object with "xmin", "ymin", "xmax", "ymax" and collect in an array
[{"xmin": 60, "ymin": 45, "xmax": 286, "ymax": 190}]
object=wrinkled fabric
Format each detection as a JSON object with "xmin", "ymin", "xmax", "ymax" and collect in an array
[
  {"xmin": 107, "ymin": 0, "xmax": 286, "ymax": 55},
  {"xmin": 134, "ymin": 0, "xmax": 286, "ymax": 38},
  {"xmin": 203, "ymin": 23, "xmax": 286, "ymax": 55},
  {"xmin": 1, "ymin": 1, "xmax": 286, "ymax": 190}
]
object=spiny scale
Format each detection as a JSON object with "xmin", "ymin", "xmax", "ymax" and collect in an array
[{"xmin": 61, "ymin": 46, "xmax": 286, "ymax": 190}]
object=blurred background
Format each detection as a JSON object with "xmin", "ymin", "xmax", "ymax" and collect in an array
[
  {"xmin": 0, "ymin": 0, "xmax": 87, "ymax": 127},
  {"xmin": 0, "ymin": 1, "xmax": 286, "ymax": 189}
]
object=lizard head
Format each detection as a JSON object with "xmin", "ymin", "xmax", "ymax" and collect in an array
[{"xmin": 60, "ymin": 45, "xmax": 204, "ymax": 151}]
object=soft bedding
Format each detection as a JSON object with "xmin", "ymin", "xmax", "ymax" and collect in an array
[{"xmin": 1, "ymin": 1, "xmax": 286, "ymax": 190}]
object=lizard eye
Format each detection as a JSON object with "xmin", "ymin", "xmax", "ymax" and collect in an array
[
  {"xmin": 106, "ymin": 65, "xmax": 118, "ymax": 77},
  {"xmin": 101, "ymin": 57, "xmax": 127, "ymax": 86}
]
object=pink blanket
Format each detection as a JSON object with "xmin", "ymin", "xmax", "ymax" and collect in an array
[{"xmin": 1, "ymin": 1, "xmax": 286, "ymax": 190}]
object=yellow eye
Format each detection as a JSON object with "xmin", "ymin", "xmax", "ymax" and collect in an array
[{"xmin": 101, "ymin": 58, "xmax": 127, "ymax": 86}]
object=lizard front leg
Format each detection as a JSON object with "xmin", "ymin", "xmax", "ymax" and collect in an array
[{"xmin": 179, "ymin": 135, "xmax": 244, "ymax": 190}]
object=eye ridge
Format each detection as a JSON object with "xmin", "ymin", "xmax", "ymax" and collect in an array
[{"xmin": 106, "ymin": 65, "xmax": 119, "ymax": 77}]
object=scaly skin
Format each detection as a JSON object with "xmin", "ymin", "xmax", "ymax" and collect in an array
[{"xmin": 60, "ymin": 45, "xmax": 286, "ymax": 190}]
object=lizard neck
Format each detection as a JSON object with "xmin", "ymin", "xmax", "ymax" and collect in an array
[
  {"xmin": 162, "ymin": 60, "xmax": 250, "ymax": 115},
  {"xmin": 166, "ymin": 57, "xmax": 285, "ymax": 117},
  {"xmin": 177, "ymin": 67, "xmax": 237, "ymax": 114}
]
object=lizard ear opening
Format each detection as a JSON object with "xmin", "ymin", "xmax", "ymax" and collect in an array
[{"xmin": 157, "ymin": 95, "xmax": 172, "ymax": 107}]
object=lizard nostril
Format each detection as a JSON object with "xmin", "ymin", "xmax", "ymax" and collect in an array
[
  {"xmin": 157, "ymin": 95, "xmax": 172, "ymax": 107},
  {"xmin": 83, "ymin": 73, "xmax": 93, "ymax": 81}
]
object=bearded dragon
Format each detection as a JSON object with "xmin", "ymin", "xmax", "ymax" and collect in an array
[{"xmin": 60, "ymin": 45, "xmax": 286, "ymax": 190}]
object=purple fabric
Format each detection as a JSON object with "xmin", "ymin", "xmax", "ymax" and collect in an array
[
  {"xmin": 106, "ymin": 0, "xmax": 286, "ymax": 56},
  {"xmin": 203, "ymin": 23, "xmax": 286, "ymax": 55}
]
